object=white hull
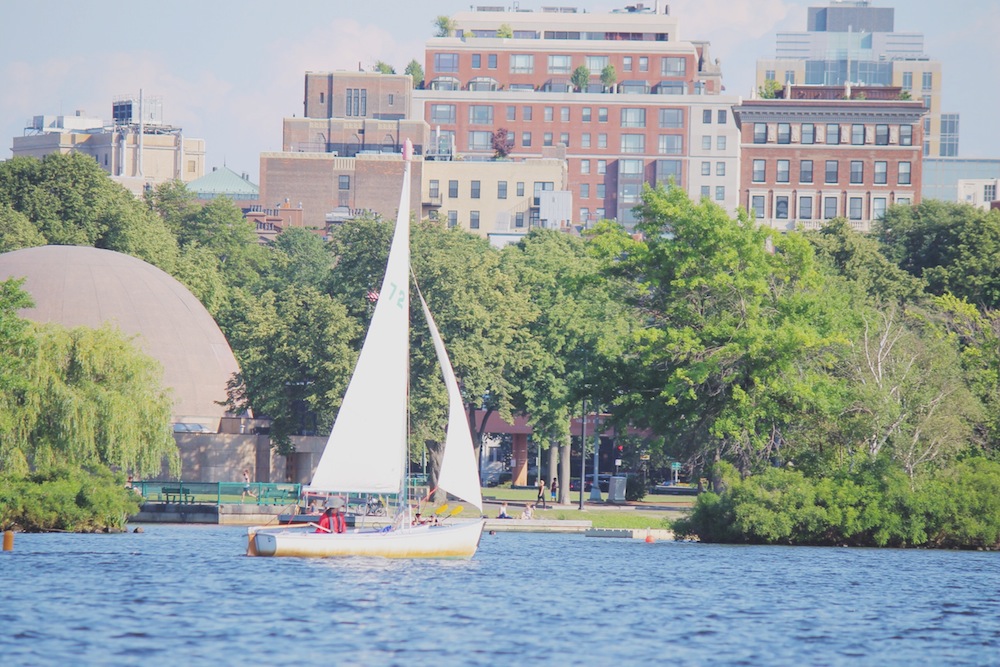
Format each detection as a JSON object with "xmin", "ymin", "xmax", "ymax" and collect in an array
[{"xmin": 248, "ymin": 519, "xmax": 484, "ymax": 559}]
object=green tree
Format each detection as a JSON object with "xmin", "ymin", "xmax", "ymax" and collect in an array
[
  {"xmin": 491, "ymin": 128, "xmax": 512, "ymax": 159},
  {"xmin": 223, "ymin": 286, "xmax": 359, "ymax": 453},
  {"xmin": 600, "ymin": 64, "xmax": 617, "ymax": 92},
  {"xmin": 758, "ymin": 79, "xmax": 782, "ymax": 99},
  {"xmin": 404, "ymin": 59, "xmax": 425, "ymax": 89},
  {"xmin": 373, "ymin": 60, "xmax": 395, "ymax": 74},
  {"xmin": 434, "ymin": 15, "xmax": 455, "ymax": 37},
  {"xmin": 0, "ymin": 203, "xmax": 46, "ymax": 253},
  {"xmin": 571, "ymin": 64, "xmax": 591, "ymax": 92},
  {"xmin": 496, "ymin": 23, "xmax": 513, "ymax": 38}
]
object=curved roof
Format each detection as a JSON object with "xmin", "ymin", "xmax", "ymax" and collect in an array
[{"xmin": 0, "ymin": 245, "xmax": 241, "ymax": 430}]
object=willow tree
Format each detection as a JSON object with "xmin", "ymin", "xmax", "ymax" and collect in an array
[{"xmin": 1, "ymin": 318, "xmax": 179, "ymax": 478}]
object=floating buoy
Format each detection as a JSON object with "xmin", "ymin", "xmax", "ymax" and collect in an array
[
  {"xmin": 644, "ymin": 529, "xmax": 655, "ymax": 544},
  {"xmin": 3, "ymin": 530, "xmax": 13, "ymax": 551}
]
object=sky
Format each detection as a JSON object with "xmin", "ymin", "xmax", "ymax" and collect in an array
[{"xmin": 2, "ymin": 0, "xmax": 998, "ymax": 185}]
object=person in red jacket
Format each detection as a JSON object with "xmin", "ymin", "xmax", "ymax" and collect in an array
[{"xmin": 316, "ymin": 507, "xmax": 335, "ymax": 533}]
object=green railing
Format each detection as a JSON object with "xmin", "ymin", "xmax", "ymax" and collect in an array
[{"xmin": 132, "ymin": 481, "xmax": 302, "ymax": 506}]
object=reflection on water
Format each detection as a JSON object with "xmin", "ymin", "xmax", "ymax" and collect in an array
[{"xmin": 1, "ymin": 525, "xmax": 997, "ymax": 666}]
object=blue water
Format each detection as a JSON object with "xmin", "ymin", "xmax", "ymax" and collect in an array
[{"xmin": 1, "ymin": 525, "xmax": 997, "ymax": 666}]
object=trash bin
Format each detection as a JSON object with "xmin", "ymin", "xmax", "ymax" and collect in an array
[{"xmin": 607, "ymin": 476, "xmax": 627, "ymax": 504}]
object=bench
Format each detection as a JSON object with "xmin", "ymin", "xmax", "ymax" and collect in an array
[
  {"xmin": 258, "ymin": 487, "xmax": 297, "ymax": 505},
  {"xmin": 162, "ymin": 486, "xmax": 193, "ymax": 504}
]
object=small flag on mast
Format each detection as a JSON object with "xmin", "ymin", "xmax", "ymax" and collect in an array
[{"xmin": 366, "ymin": 289, "xmax": 379, "ymax": 303}]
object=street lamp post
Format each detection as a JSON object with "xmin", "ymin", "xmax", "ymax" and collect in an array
[{"xmin": 589, "ymin": 409, "xmax": 602, "ymax": 501}]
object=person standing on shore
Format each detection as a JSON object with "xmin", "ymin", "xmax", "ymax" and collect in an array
[
  {"xmin": 241, "ymin": 469, "xmax": 257, "ymax": 503},
  {"xmin": 550, "ymin": 478, "xmax": 559, "ymax": 504},
  {"xmin": 537, "ymin": 478, "xmax": 547, "ymax": 508}
]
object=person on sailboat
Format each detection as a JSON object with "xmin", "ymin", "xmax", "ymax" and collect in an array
[{"xmin": 316, "ymin": 506, "xmax": 347, "ymax": 533}]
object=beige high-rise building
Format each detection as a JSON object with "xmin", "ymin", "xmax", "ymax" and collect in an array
[{"xmin": 11, "ymin": 95, "xmax": 205, "ymax": 195}]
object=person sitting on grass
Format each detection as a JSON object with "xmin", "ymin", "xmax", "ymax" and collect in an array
[
  {"xmin": 498, "ymin": 502, "xmax": 512, "ymax": 519},
  {"xmin": 520, "ymin": 503, "xmax": 534, "ymax": 520}
]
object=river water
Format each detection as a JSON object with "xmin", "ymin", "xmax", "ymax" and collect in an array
[{"xmin": 1, "ymin": 525, "xmax": 997, "ymax": 666}]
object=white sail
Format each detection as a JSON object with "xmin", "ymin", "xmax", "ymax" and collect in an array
[
  {"xmin": 309, "ymin": 151, "xmax": 412, "ymax": 494},
  {"xmin": 418, "ymin": 293, "xmax": 484, "ymax": 512}
]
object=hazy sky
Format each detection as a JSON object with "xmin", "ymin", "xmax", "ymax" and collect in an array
[{"xmin": 2, "ymin": 1, "xmax": 997, "ymax": 184}]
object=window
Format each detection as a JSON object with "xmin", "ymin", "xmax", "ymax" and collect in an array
[
  {"xmin": 801, "ymin": 123, "xmax": 815, "ymax": 145},
  {"xmin": 873, "ymin": 161, "xmax": 887, "ymax": 185},
  {"xmin": 986, "ymin": 184, "xmax": 998, "ymax": 202},
  {"xmin": 595, "ymin": 208, "xmax": 606, "ymax": 219},
  {"xmin": 900, "ymin": 125, "xmax": 913, "ymax": 146},
  {"xmin": 523, "ymin": 106, "xmax": 533, "ymax": 121},
  {"xmin": 655, "ymin": 160, "xmax": 682, "ymax": 187},
  {"xmin": 498, "ymin": 181, "xmax": 507, "ymax": 199},
  {"xmin": 661, "ymin": 57, "xmax": 686, "ymax": 76},
  {"xmin": 506, "ymin": 106, "xmax": 516, "ymax": 121},
  {"xmin": 701, "ymin": 161, "xmax": 711, "ymax": 176},
  {"xmin": 850, "ymin": 161, "xmax": 864, "ymax": 184},
  {"xmin": 548, "ymin": 55, "xmax": 572, "ymax": 73},
  {"xmin": 659, "ymin": 108, "xmax": 683, "ymax": 128},
  {"xmin": 754, "ymin": 123, "xmax": 768, "ymax": 143},
  {"xmin": 876, "ymin": 124, "xmax": 889, "ymax": 145},
  {"xmin": 434, "ymin": 53, "xmax": 459, "ymax": 72},
  {"xmin": 561, "ymin": 107, "xmax": 570, "ymax": 122},
  {"xmin": 515, "ymin": 212, "xmax": 525, "ymax": 228},
  {"xmin": 752, "ymin": 195, "xmax": 765, "ymax": 219},
  {"xmin": 922, "ymin": 71, "xmax": 933, "ymax": 92},
  {"xmin": 703, "ymin": 109, "xmax": 712, "ymax": 124},
  {"xmin": 897, "ymin": 197, "xmax": 911, "ymax": 206},
  {"xmin": 621, "ymin": 108, "xmax": 646, "ymax": 128},
  {"xmin": 717, "ymin": 110, "xmax": 727, "ymax": 125},
  {"xmin": 469, "ymin": 106, "xmax": 493, "ymax": 125},
  {"xmin": 580, "ymin": 184, "xmax": 590, "ymax": 199},
  {"xmin": 586, "ymin": 55, "xmax": 609, "ymax": 74},
  {"xmin": 702, "ymin": 136, "xmax": 712, "ymax": 150},
  {"xmin": 852, "ymin": 124, "xmax": 865, "ymax": 145},
  {"xmin": 429, "ymin": 180, "xmax": 439, "ymax": 198},
  {"xmin": 470, "ymin": 211, "xmax": 480, "ymax": 229},
  {"xmin": 800, "ymin": 196, "xmax": 813, "ymax": 220},
  {"xmin": 623, "ymin": 56, "xmax": 633, "ymax": 72},
  {"xmin": 597, "ymin": 160, "xmax": 607, "ymax": 175},
  {"xmin": 447, "ymin": 211, "xmax": 458, "ymax": 228},
  {"xmin": 338, "ymin": 174, "xmax": 350, "ymax": 190},
  {"xmin": 430, "ymin": 104, "xmax": 456, "ymax": 124},
  {"xmin": 597, "ymin": 183, "xmax": 606, "ymax": 198},
  {"xmin": 752, "ymin": 159, "xmax": 766, "ymax": 183},
  {"xmin": 659, "ymin": 135, "xmax": 683, "ymax": 154},
  {"xmin": 598, "ymin": 108, "xmax": 608, "ymax": 123},
  {"xmin": 470, "ymin": 181, "xmax": 480, "ymax": 199},
  {"xmin": 701, "ymin": 185, "xmax": 711, "ymax": 198},
  {"xmin": 825, "ymin": 160, "xmax": 839, "ymax": 184},
  {"xmin": 717, "ymin": 136, "xmax": 727, "ymax": 151},
  {"xmin": 800, "ymin": 160, "xmax": 814, "ymax": 184},
  {"xmin": 777, "ymin": 159, "xmax": 790, "ymax": 183},
  {"xmin": 784, "ymin": 71, "xmax": 795, "ymax": 85},
  {"xmin": 902, "ymin": 72, "xmax": 913, "ymax": 90},
  {"xmin": 826, "ymin": 124, "xmax": 840, "ymax": 145},
  {"xmin": 517, "ymin": 182, "xmax": 525, "ymax": 197},
  {"xmin": 639, "ymin": 56, "xmax": 648, "ymax": 72},
  {"xmin": 898, "ymin": 161, "xmax": 911, "ymax": 185},
  {"xmin": 776, "ymin": 196, "xmax": 789, "ymax": 219},
  {"xmin": 345, "ymin": 88, "xmax": 367, "ymax": 116},
  {"xmin": 544, "ymin": 106, "xmax": 553, "ymax": 122},
  {"xmin": 621, "ymin": 134, "xmax": 644, "ymax": 153},
  {"xmin": 510, "ymin": 54, "xmax": 534, "ymax": 73},
  {"xmin": 873, "ymin": 197, "xmax": 887, "ymax": 220},
  {"xmin": 849, "ymin": 197, "xmax": 863, "ymax": 220},
  {"xmin": 543, "ymin": 132, "xmax": 553, "ymax": 146},
  {"xmin": 560, "ymin": 132, "xmax": 569, "ymax": 147},
  {"xmin": 582, "ymin": 107, "xmax": 592, "ymax": 122},
  {"xmin": 521, "ymin": 132, "xmax": 531, "ymax": 147},
  {"xmin": 824, "ymin": 197, "xmax": 837, "ymax": 219},
  {"xmin": 715, "ymin": 186, "xmax": 725, "ymax": 201},
  {"xmin": 581, "ymin": 159, "xmax": 590, "ymax": 175},
  {"xmin": 581, "ymin": 133, "xmax": 591, "ymax": 148},
  {"xmin": 580, "ymin": 207, "xmax": 590, "ymax": 222},
  {"xmin": 488, "ymin": 54, "xmax": 497, "ymax": 69},
  {"xmin": 777, "ymin": 123, "xmax": 791, "ymax": 144},
  {"xmin": 469, "ymin": 131, "xmax": 491, "ymax": 150},
  {"xmin": 598, "ymin": 133, "xmax": 608, "ymax": 149},
  {"xmin": 448, "ymin": 180, "xmax": 458, "ymax": 198},
  {"xmin": 472, "ymin": 54, "xmax": 481, "ymax": 69},
  {"xmin": 716, "ymin": 162, "xmax": 725, "ymax": 177}
]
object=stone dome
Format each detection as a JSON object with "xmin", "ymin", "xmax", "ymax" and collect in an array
[{"xmin": 0, "ymin": 245, "xmax": 240, "ymax": 431}]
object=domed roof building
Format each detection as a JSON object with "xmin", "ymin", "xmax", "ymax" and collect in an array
[{"xmin": 0, "ymin": 245, "xmax": 240, "ymax": 432}]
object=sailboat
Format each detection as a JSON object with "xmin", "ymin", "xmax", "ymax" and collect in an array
[{"xmin": 247, "ymin": 140, "xmax": 484, "ymax": 559}]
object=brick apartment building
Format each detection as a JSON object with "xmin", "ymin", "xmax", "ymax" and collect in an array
[
  {"xmin": 416, "ymin": 4, "xmax": 741, "ymax": 230},
  {"xmin": 734, "ymin": 85, "xmax": 925, "ymax": 232}
]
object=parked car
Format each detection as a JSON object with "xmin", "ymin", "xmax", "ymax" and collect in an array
[{"xmin": 568, "ymin": 474, "xmax": 612, "ymax": 492}]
